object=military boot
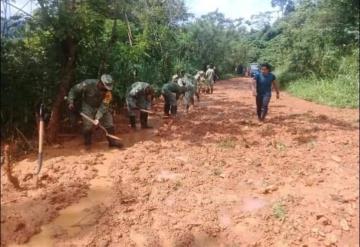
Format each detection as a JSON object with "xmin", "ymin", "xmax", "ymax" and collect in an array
[
  {"xmin": 140, "ymin": 112, "xmax": 152, "ymax": 129},
  {"xmin": 106, "ymin": 127, "xmax": 123, "ymax": 148},
  {"xmin": 190, "ymin": 97, "xmax": 195, "ymax": 106},
  {"xmin": 196, "ymin": 93, "xmax": 200, "ymax": 102},
  {"xmin": 129, "ymin": 116, "xmax": 136, "ymax": 129},
  {"xmin": 164, "ymin": 103, "xmax": 170, "ymax": 116},
  {"xmin": 170, "ymin": 105, "xmax": 177, "ymax": 116},
  {"xmin": 83, "ymin": 131, "xmax": 92, "ymax": 150}
]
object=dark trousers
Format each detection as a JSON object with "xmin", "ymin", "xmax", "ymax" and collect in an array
[{"xmin": 256, "ymin": 94, "xmax": 271, "ymax": 120}]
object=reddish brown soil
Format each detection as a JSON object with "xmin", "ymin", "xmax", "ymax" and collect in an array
[{"xmin": 1, "ymin": 77, "xmax": 359, "ymax": 247}]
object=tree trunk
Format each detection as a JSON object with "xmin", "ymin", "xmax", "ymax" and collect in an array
[{"xmin": 46, "ymin": 36, "xmax": 77, "ymax": 143}]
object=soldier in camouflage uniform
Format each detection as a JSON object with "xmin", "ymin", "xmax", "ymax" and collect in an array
[
  {"xmin": 126, "ymin": 81, "xmax": 154, "ymax": 129},
  {"xmin": 161, "ymin": 75, "xmax": 186, "ymax": 116},
  {"xmin": 206, "ymin": 64, "xmax": 216, "ymax": 94},
  {"xmin": 182, "ymin": 73, "xmax": 196, "ymax": 113},
  {"xmin": 194, "ymin": 70, "xmax": 205, "ymax": 99},
  {"xmin": 176, "ymin": 70, "xmax": 186, "ymax": 87},
  {"xmin": 67, "ymin": 74, "xmax": 123, "ymax": 149},
  {"xmin": 175, "ymin": 70, "xmax": 187, "ymax": 102}
]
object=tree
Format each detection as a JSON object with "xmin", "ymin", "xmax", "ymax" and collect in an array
[
  {"xmin": 1, "ymin": 0, "xmax": 358, "ymax": 141},
  {"xmin": 271, "ymin": 0, "xmax": 295, "ymax": 16},
  {"xmin": 250, "ymin": 11, "xmax": 273, "ymax": 31}
]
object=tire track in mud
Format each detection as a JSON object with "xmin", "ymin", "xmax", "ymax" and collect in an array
[{"xmin": 2, "ymin": 77, "xmax": 359, "ymax": 247}]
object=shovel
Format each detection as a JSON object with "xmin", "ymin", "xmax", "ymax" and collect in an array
[
  {"xmin": 36, "ymin": 104, "xmax": 44, "ymax": 175},
  {"xmin": 80, "ymin": 112, "xmax": 122, "ymax": 141}
]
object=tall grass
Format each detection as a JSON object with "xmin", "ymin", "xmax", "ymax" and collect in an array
[
  {"xmin": 287, "ymin": 75, "xmax": 359, "ymax": 108},
  {"xmin": 278, "ymin": 49, "xmax": 359, "ymax": 108}
]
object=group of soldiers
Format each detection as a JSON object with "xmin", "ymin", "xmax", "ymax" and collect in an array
[{"xmin": 67, "ymin": 64, "xmax": 218, "ymax": 149}]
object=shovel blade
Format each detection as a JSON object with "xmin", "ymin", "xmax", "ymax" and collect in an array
[
  {"xmin": 36, "ymin": 153, "xmax": 43, "ymax": 175},
  {"xmin": 106, "ymin": 134, "xmax": 122, "ymax": 141}
]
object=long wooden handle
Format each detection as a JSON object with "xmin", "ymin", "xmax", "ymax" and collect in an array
[
  {"xmin": 36, "ymin": 119, "xmax": 44, "ymax": 175},
  {"xmin": 80, "ymin": 112, "xmax": 122, "ymax": 141},
  {"xmin": 80, "ymin": 112, "xmax": 97, "ymax": 125},
  {"xmin": 80, "ymin": 112, "xmax": 107, "ymax": 132},
  {"xmin": 139, "ymin": 109, "xmax": 155, "ymax": 114},
  {"xmin": 38, "ymin": 120, "xmax": 44, "ymax": 153}
]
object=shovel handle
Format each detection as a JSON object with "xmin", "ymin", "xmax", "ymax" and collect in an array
[
  {"xmin": 139, "ymin": 109, "xmax": 155, "ymax": 114},
  {"xmin": 36, "ymin": 104, "xmax": 45, "ymax": 175},
  {"xmin": 80, "ymin": 112, "xmax": 97, "ymax": 125},
  {"xmin": 80, "ymin": 112, "xmax": 105, "ymax": 131}
]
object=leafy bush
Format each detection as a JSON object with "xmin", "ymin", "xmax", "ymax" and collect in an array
[{"xmin": 286, "ymin": 48, "xmax": 359, "ymax": 108}]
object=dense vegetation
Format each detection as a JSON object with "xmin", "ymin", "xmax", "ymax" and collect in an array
[
  {"xmin": 1, "ymin": 0, "xmax": 359, "ymax": 141},
  {"xmin": 258, "ymin": 0, "xmax": 359, "ymax": 108}
]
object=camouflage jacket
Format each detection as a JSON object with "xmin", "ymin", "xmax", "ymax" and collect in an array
[
  {"xmin": 206, "ymin": 68, "xmax": 216, "ymax": 82},
  {"xmin": 68, "ymin": 79, "xmax": 112, "ymax": 120},
  {"xmin": 126, "ymin": 82, "xmax": 151, "ymax": 109},
  {"xmin": 161, "ymin": 81, "xmax": 185, "ymax": 94},
  {"xmin": 127, "ymin": 82, "xmax": 150, "ymax": 98}
]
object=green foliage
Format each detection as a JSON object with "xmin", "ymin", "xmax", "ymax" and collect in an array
[
  {"xmin": 287, "ymin": 50, "xmax": 359, "ymax": 108},
  {"xmin": 1, "ymin": 0, "xmax": 359, "ymax": 139},
  {"xmin": 259, "ymin": 0, "xmax": 359, "ymax": 108},
  {"xmin": 288, "ymin": 77, "xmax": 358, "ymax": 108}
]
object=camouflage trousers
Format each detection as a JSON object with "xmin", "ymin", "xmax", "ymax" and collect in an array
[
  {"xmin": 205, "ymin": 80, "xmax": 214, "ymax": 93},
  {"xmin": 184, "ymin": 87, "xmax": 195, "ymax": 106},
  {"xmin": 197, "ymin": 81, "xmax": 206, "ymax": 94},
  {"xmin": 81, "ymin": 103, "xmax": 113, "ymax": 132},
  {"xmin": 162, "ymin": 92, "xmax": 177, "ymax": 106}
]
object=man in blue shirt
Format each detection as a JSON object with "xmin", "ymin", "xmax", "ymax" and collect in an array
[{"xmin": 251, "ymin": 63, "xmax": 280, "ymax": 121}]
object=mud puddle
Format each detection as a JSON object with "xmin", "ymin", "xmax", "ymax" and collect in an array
[
  {"xmin": 9, "ymin": 116, "xmax": 163, "ymax": 247},
  {"xmin": 9, "ymin": 160, "xmax": 113, "ymax": 247},
  {"xmin": 121, "ymin": 115, "xmax": 163, "ymax": 146}
]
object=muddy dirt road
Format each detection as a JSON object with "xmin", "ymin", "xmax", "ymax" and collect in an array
[{"xmin": 1, "ymin": 77, "xmax": 359, "ymax": 247}]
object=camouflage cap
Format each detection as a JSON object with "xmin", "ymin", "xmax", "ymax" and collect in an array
[
  {"xmin": 172, "ymin": 74, "xmax": 179, "ymax": 82},
  {"xmin": 100, "ymin": 74, "xmax": 113, "ymax": 91}
]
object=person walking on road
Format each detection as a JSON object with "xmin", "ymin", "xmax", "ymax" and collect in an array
[
  {"xmin": 126, "ymin": 81, "xmax": 154, "ymax": 129},
  {"xmin": 251, "ymin": 63, "xmax": 280, "ymax": 122},
  {"xmin": 67, "ymin": 74, "xmax": 123, "ymax": 149}
]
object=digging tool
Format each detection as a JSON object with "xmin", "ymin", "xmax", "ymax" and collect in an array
[
  {"xmin": 36, "ymin": 104, "xmax": 44, "ymax": 175},
  {"xmin": 138, "ymin": 108, "xmax": 155, "ymax": 114},
  {"xmin": 136, "ymin": 108, "xmax": 164, "ymax": 117},
  {"xmin": 80, "ymin": 112, "xmax": 122, "ymax": 142}
]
